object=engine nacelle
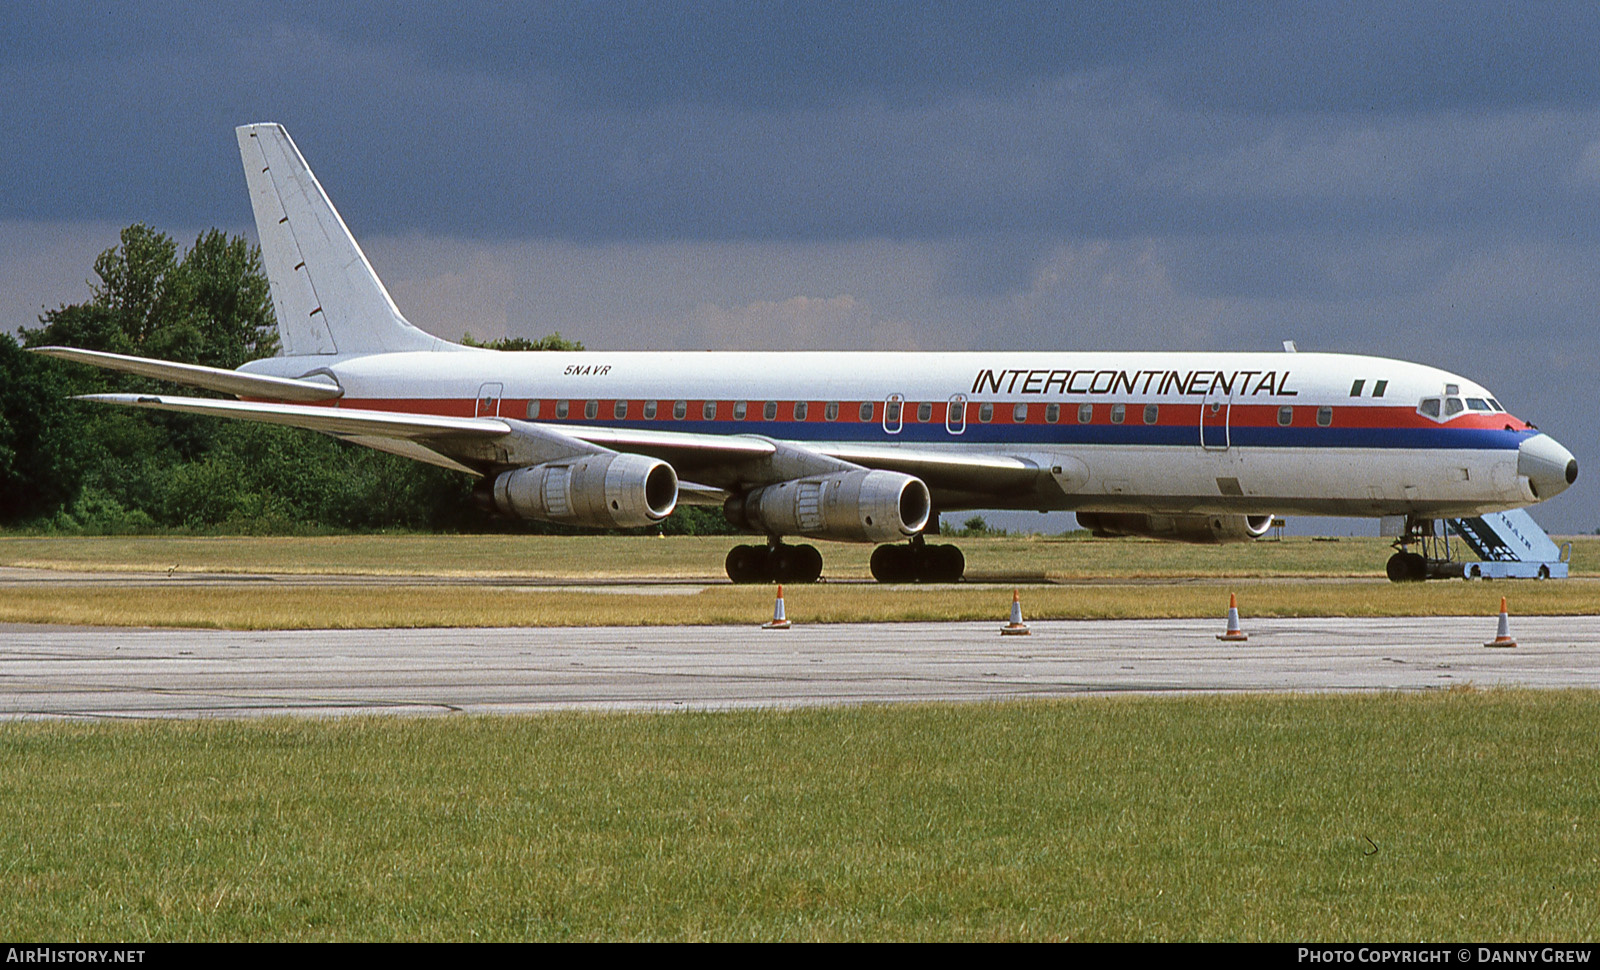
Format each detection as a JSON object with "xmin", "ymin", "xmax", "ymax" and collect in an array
[
  {"xmin": 725, "ymin": 470, "xmax": 931, "ymax": 544},
  {"xmin": 482, "ymin": 453, "xmax": 678, "ymax": 528},
  {"xmin": 1076, "ymin": 511, "xmax": 1275, "ymax": 544}
]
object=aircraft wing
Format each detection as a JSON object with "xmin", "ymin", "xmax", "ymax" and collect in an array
[
  {"xmin": 562, "ymin": 426, "xmax": 1040, "ymax": 495},
  {"xmin": 814, "ymin": 443, "xmax": 1039, "ymax": 493},
  {"xmin": 75, "ymin": 394, "xmax": 1042, "ymax": 497}
]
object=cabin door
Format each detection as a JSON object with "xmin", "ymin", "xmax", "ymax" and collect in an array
[
  {"xmin": 1200, "ymin": 385, "xmax": 1231, "ymax": 451},
  {"xmin": 476, "ymin": 382, "xmax": 504, "ymax": 418}
]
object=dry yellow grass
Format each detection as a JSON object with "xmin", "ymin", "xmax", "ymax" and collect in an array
[{"xmin": 3, "ymin": 579, "xmax": 1595, "ymax": 629}]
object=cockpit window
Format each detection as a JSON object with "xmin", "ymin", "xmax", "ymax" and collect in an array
[
  {"xmin": 1466, "ymin": 398, "xmax": 1491, "ymax": 412},
  {"xmin": 1445, "ymin": 398, "xmax": 1465, "ymax": 416},
  {"xmin": 1419, "ymin": 398, "xmax": 1441, "ymax": 419},
  {"xmin": 1488, "ymin": 399, "xmax": 1504, "ymax": 412}
]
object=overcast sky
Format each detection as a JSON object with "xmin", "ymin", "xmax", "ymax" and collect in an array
[{"xmin": 4, "ymin": 2, "xmax": 1597, "ymax": 534}]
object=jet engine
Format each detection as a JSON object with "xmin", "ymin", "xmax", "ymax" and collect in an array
[
  {"xmin": 725, "ymin": 469, "xmax": 931, "ymax": 544},
  {"xmin": 1076, "ymin": 511, "xmax": 1274, "ymax": 544},
  {"xmin": 480, "ymin": 453, "xmax": 678, "ymax": 528}
]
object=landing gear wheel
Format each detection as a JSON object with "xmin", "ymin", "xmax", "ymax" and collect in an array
[
  {"xmin": 923, "ymin": 543, "xmax": 965, "ymax": 583},
  {"xmin": 1386, "ymin": 551, "xmax": 1427, "ymax": 583},
  {"xmin": 772, "ymin": 543, "xmax": 824, "ymax": 584},
  {"xmin": 726, "ymin": 542, "xmax": 825, "ymax": 584},
  {"xmin": 870, "ymin": 544, "xmax": 913, "ymax": 583},
  {"xmin": 870, "ymin": 542, "xmax": 965, "ymax": 583},
  {"xmin": 726, "ymin": 544, "xmax": 769, "ymax": 584}
]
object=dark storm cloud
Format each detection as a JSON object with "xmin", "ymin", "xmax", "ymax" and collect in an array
[
  {"xmin": 228, "ymin": 1, "xmax": 1600, "ymax": 114},
  {"xmin": 3, "ymin": 2, "xmax": 1599, "ymax": 244}
]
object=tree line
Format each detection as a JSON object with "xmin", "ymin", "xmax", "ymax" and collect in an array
[{"xmin": 0, "ymin": 225, "xmax": 734, "ymax": 536}]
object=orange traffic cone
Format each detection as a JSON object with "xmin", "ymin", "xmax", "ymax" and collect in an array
[
  {"xmin": 1217, "ymin": 592, "xmax": 1249, "ymax": 641},
  {"xmin": 1484, "ymin": 596, "xmax": 1517, "ymax": 648},
  {"xmin": 762, "ymin": 584, "xmax": 792, "ymax": 630},
  {"xmin": 1000, "ymin": 589, "xmax": 1031, "ymax": 636}
]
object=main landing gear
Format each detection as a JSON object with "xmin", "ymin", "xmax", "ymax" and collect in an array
[
  {"xmin": 725, "ymin": 539, "xmax": 824, "ymax": 584},
  {"xmin": 868, "ymin": 534, "xmax": 965, "ymax": 584},
  {"xmin": 723, "ymin": 534, "xmax": 968, "ymax": 584}
]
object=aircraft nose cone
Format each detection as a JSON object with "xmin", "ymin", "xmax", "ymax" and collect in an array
[{"xmin": 1518, "ymin": 434, "xmax": 1578, "ymax": 500}]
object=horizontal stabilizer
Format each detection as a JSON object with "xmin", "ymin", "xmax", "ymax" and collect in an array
[
  {"xmin": 77, "ymin": 394, "xmax": 508, "ymax": 440},
  {"xmin": 31, "ymin": 346, "xmax": 343, "ymax": 402}
]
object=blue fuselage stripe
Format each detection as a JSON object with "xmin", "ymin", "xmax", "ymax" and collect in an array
[{"xmin": 560, "ymin": 419, "xmax": 1531, "ymax": 451}]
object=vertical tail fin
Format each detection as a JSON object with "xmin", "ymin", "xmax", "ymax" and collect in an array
[{"xmin": 236, "ymin": 123, "xmax": 445, "ymax": 356}]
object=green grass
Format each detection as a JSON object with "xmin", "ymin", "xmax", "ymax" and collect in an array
[{"xmin": 4, "ymin": 692, "xmax": 1597, "ymax": 941}]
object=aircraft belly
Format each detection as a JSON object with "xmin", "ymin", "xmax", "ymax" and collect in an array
[{"xmin": 1036, "ymin": 444, "xmax": 1524, "ymax": 518}]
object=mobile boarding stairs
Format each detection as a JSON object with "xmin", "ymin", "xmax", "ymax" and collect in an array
[{"xmin": 1386, "ymin": 508, "xmax": 1571, "ymax": 581}]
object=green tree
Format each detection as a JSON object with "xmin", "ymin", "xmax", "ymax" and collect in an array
[
  {"xmin": 460, "ymin": 332, "xmax": 585, "ymax": 352},
  {"xmin": 23, "ymin": 224, "xmax": 277, "ymax": 367}
]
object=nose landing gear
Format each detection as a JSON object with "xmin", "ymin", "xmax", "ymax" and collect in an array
[{"xmin": 1385, "ymin": 515, "xmax": 1450, "ymax": 582}]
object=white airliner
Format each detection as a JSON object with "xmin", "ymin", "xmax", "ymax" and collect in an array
[{"xmin": 35, "ymin": 123, "xmax": 1578, "ymax": 583}]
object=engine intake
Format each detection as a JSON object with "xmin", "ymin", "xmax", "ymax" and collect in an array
[
  {"xmin": 726, "ymin": 470, "xmax": 931, "ymax": 544},
  {"xmin": 482, "ymin": 453, "xmax": 678, "ymax": 528},
  {"xmin": 1076, "ymin": 512, "xmax": 1274, "ymax": 544}
]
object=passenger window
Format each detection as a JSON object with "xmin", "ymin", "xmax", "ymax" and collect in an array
[
  {"xmin": 794, "ymin": 401, "xmax": 809, "ymax": 421},
  {"xmin": 526, "ymin": 400, "xmax": 540, "ymax": 419},
  {"xmin": 1013, "ymin": 403, "xmax": 1028, "ymax": 422},
  {"xmin": 1419, "ymin": 398, "xmax": 1441, "ymax": 419},
  {"xmin": 734, "ymin": 401, "xmax": 747, "ymax": 420},
  {"xmin": 859, "ymin": 402, "xmax": 873, "ymax": 421},
  {"xmin": 673, "ymin": 400, "xmax": 687, "ymax": 420},
  {"xmin": 702, "ymin": 400, "xmax": 717, "ymax": 420},
  {"xmin": 613, "ymin": 400, "xmax": 628, "ymax": 420},
  {"xmin": 764, "ymin": 401, "xmax": 777, "ymax": 421},
  {"xmin": 917, "ymin": 402, "xmax": 933, "ymax": 423},
  {"xmin": 584, "ymin": 400, "xmax": 598, "ymax": 420},
  {"xmin": 1110, "ymin": 403, "xmax": 1125, "ymax": 424},
  {"xmin": 824, "ymin": 402, "xmax": 839, "ymax": 421},
  {"xmin": 885, "ymin": 400, "xmax": 901, "ymax": 424},
  {"xmin": 1143, "ymin": 404, "xmax": 1159, "ymax": 425},
  {"xmin": 1045, "ymin": 403, "xmax": 1060, "ymax": 423},
  {"xmin": 979, "ymin": 403, "xmax": 994, "ymax": 423},
  {"xmin": 1078, "ymin": 403, "xmax": 1093, "ymax": 423},
  {"xmin": 644, "ymin": 400, "xmax": 658, "ymax": 419},
  {"xmin": 1277, "ymin": 405, "xmax": 1293, "ymax": 427},
  {"xmin": 1317, "ymin": 405, "xmax": 1333, "ymax": 427},
  {"xmin": 556, "ymin": 400, "xmax": 569, "ymax": 419}
]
